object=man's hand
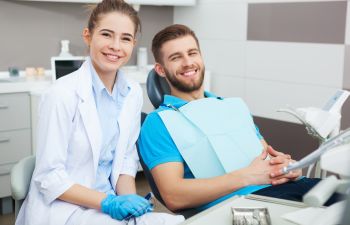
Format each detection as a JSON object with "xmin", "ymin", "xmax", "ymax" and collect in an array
[
  {"xmin": 266, "ymin": 146, "xmax": 302, "ymax": 185},
  {"xmin": 243, "ymin": 150, "xmax": 280, "ymax": 185}
]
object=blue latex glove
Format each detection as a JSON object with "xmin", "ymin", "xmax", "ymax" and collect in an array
[{"xmin": 101, "ymin": 194, "xmax": 152, "ymax": 220}]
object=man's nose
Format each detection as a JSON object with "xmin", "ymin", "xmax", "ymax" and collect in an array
[{"xmin": 182, "ymin": 55, "xmax": 193, "ymax": 66}]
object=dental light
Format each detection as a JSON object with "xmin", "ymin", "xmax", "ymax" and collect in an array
[{"xmin": 278, "ymin": 90, "xmax": 349, "ymax": 143}]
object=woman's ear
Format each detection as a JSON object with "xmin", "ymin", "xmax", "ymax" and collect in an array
[
  {"xmin": 82, "ymin": 28, "xmax": 91, "ymax": 46},
  {"xmin": 154, "ymin": 63, "xmax": 166, "ymax": 78}
]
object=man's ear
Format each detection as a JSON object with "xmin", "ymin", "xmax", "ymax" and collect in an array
[
  {"xmin": 82, "ymin": 28, "xmax": 91, "ymax": 46},
  {"xmin": 154, "ymin": 63, "xmax": 166, "ymax": 78}
]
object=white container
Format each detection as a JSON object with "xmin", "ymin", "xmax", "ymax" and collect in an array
[
  {"xmin": 137, "ymin": 47, "xmax": 148, "ymax": 70},
  {"xmin": 59, "ymin": 40, "xmax": 73, "ymax": 57}
]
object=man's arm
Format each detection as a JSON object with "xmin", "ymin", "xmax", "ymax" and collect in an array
[
  {"xmin": 151, "ymin": 150, "xmax": 280, "ymax": 211},
  {"xmin": 261, "ymin": 139, "xmax": 268, "ymax": 151},
  {"xmin": 141, "ymin": 113, "xmax": 296, "ymax": 210}
]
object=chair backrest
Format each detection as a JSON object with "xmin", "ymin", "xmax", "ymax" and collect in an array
[
  {"xmin": 146, "ymin": 69, "xmax": 170, "ymax": 109},
  {"xmin": 10, "ymin": 155, "xmax": 35, "ymax": 217}
]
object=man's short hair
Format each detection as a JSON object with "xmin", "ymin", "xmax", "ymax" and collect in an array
[{"xmin": 152, "ymin": 24, "xmax": 200, "ymax": 63}]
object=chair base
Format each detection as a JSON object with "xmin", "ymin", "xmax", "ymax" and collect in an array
[{"xmin": 0, "ymin": 197, "xmax": 13, "ymax": 215}]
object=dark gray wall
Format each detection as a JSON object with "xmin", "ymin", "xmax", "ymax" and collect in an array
[
  {"xmin": 254, "ymin": 116, "xmax": 319, "ymax": 161},
  {"xmin": 344, "ymin": 46, "xmax": 350, "ymax": 90},
  {"xmin": 342, "ymin": 97, "xmax": 350, "ymax": 130},
  {"xmin": 247, "ymin": 1, "xmax": 347, "ymax": 44},
  {"xmin": 342, "ymin": 46, "xmax": 350, "ymax": 130},
  {"xmin": 0, "ymin": 1, "xmax": 173, "ymax": 71}
]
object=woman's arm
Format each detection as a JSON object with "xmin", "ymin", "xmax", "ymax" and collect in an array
[
  {"xmin": 58, "ymin": 184, "xmax": 107, "ymax": 210},
  {"xmin": 116, "ymin": 174, "xmax": 137, "ymax": 195}
]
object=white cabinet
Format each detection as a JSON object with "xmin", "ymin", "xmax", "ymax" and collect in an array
[
  {"xmin": 0, "ymin": 93, "xmax": 32, "ymax": 198},
  {"xmin": 17, "ymin": 0, "xmax": 196, "ymax": 6}
]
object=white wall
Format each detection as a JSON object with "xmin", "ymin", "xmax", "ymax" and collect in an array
[
  {"xmin": 347, "ymin": 0, "xmax": 350, "ymax": 44},
  {"xmin": 174, "ymin": 0, "xmax": 346, "ymax": 123}
]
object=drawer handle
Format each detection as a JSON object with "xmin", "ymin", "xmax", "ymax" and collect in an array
[
  {"xmin": 0, "ymin": 138, "xmax": 10, "ymax": 143},
  {"xmin": 0, "ymin": 171, "xmax": 10, "ymax": 176},
  {"xmin": 0, "ymin": 105, "xmax": 9, "ymax": 109}
]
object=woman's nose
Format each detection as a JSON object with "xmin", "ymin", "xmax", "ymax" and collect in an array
[{"xmin": 109, "ymin": 38, "xmax": 121, "ymax": 50}]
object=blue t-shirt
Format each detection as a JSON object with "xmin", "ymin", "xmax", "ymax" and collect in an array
[{"xmin": 139, "ymin": 92, "xmax": 268, "ymax": 210}]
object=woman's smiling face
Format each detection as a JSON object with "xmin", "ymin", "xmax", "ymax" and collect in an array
[{"xmin": 83, "ymin": 11, "xmax": 136, "ymax": 77}]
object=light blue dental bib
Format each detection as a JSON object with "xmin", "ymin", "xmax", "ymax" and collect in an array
[{"xmin": 158, "ymin": 97, "xmax": 263, "ymax": 179}]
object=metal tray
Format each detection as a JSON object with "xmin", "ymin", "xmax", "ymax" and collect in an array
[{"xmin": 231, "ymin": 207, "xmax": 271, "ymax": 225}]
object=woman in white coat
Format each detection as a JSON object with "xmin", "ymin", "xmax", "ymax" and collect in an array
[{"xmin": 15, "ymin": 0, "xmax": 184, "ymax": 224}]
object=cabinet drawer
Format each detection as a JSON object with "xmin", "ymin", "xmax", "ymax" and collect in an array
[
  {"xmin": 0, "ymin": 93, "xmax": 31, "ymax": 131},
  {"xmin": 0, "ymin": 129, "xmax": 31, "ymax": 165},
  {"xmin": 0, "ymin": 173, "xmax": 11, "ymax": 198}
]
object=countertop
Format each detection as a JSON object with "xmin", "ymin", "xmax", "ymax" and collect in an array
[
  {"xmin": 0, "ymin": 76, "xmax": 52, "ymax": 95},
  {"xmin": 0, "ymin": 66, "xmax": 152, "ymax": 95}
]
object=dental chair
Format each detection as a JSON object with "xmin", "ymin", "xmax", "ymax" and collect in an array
[
  {"xmin": 10, "ymin": 155, "xmax": 35, "ymax": 218},
  {"xmin": 146, "ymin": 69, "xmax": 171, "ymax": 109},
  {"xmin": 136, "ymin": 69, "xmax": 200, "ymax": 219}
]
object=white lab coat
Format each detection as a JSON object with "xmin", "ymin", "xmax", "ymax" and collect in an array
[{"xmin": 16, "ymin": 60, "xmax": 143, "ymax": 225}]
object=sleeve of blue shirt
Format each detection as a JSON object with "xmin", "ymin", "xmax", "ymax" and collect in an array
[
  {"xmin": 139, "ymin": 111, "xmax": 184, "ymax": 170},
  {"xmin": 139, "ymin": 111, "xmax": 264, "ymax": 171}
]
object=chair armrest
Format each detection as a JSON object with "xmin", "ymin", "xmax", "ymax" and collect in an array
[{"xmin": 10, "ymin": 155, "xmax": 35, "ymax": 200}]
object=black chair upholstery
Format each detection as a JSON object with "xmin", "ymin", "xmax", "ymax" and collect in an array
[{"xmin": 146, "ymin": 69, "xmax": 171, "ymax": 109}]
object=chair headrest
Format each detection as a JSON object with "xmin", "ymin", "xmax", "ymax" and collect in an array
[{"xmin": 146, "ymin": 69, "xmax": 171, "ymax": 109}]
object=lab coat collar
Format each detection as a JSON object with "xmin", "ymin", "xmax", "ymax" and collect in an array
[
  {"xmin": 90, "ymin": 61, "xmax": 106, "ymax": 96},
  {"xmin": 76, "ymin": 58, "xmax": 94, "ymax": 102},
  {"xmin": 75, "ymin": 59, "xmax": 102, "ymax": 175}
]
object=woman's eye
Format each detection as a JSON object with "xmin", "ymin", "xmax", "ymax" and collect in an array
[
  {"xmin": 122, "ymin": 37, "xmax": 132, "ymax": 42},
  {"xmin": 102, "ymin": 33, "xmax": 111, "ymax": 37}
]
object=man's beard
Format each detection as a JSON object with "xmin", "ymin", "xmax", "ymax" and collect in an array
[{"xmin": 164, "ymin": 66, "xmax": 205, "ymax": 93}]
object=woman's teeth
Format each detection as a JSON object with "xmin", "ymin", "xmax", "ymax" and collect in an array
[{"xmin": 105, "ymin": 53, "xmax": 119, "ymax": 61}]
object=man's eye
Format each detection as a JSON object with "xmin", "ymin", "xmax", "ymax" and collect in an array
[
  {"xmin": 189, "ymin": 51, "xmax": 198, "ymax": 56},
  {"xmin": 171, "ymin": 56, "xmax": 180, "ymax": 61}
]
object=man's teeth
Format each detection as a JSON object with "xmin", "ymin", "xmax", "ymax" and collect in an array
[{"xmin": 183, "ymin": 70, "xmax": 196, "ymax": 76}]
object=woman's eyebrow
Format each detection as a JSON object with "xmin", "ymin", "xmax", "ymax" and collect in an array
[
  {"xmin": 99, "ymin": 29, "xmax": 134, "ymax": 38},
  {"xmin": 99, "ymin": 28, "xmax": 113, "ymax": 33},
  {"xmin": 122, "ymin": 33, "xmax": 134, "ymax": 39}
]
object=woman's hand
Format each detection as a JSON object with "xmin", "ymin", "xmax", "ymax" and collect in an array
[{"xmin": 101, "ymin": 194, "xmax": 152, "ymax": 220}]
